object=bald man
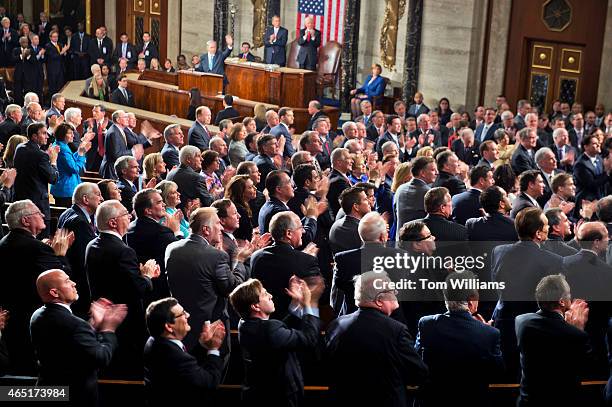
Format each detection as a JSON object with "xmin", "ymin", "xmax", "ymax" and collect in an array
[
  {"xmin": 30, "ymin": 269, "xmax": 127, "ymax": 407},
  {"xmin": 296, "ymin": 16, "xmax": 321, "ymax": 70}
]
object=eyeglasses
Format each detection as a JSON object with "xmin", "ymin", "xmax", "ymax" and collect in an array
[
  {"xmin": 414, "ymin": 233, "xmax": 434, "ymax": 242},
  {"xmin": 376, "ymin": 289, "xmax": 398, "ymax": 300},
  {"xmin": 111, "ymin": 211, "xmax": 132, "ymax": 220},
  {"xmin": 23, "ymin": 210, "xmax": 44, "ymax": 218},
  {"xmin": 173, "ymin": 310, "xmax": 189, "ymax": 319}
]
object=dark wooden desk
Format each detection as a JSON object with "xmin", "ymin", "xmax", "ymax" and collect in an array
[
  {"xmin": 139, "ymin": 69, "xmax": 178, "ymax": 86},
  {"xmin": 177, "ymin": 70, "xmax": 223, "ymax": 96},
  {"xmin": 225, "ymin": 60, "xmax": 317, "ymax": 108}
]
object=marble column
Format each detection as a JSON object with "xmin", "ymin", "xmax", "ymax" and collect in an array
[
  {"xmin": 213, "ymin": 0, "xmax": 229, "ymax": 46},
  {"xmin": 266, "ymin": 0, "xmax": 281, "ymax": 25},
  {"xmin": 402, "ymin": 0, "xmax": 423, "ymax": 102},
  {"xmin": 340, "ymin": 0, "xmax": 361, "ymax": 113}
]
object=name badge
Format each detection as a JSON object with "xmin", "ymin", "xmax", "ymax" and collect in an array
[
  {"xmin": 127, "ymin": 51, "xmax": 131, "ymax": 58},
  {"xmin": 145, "ymin": 50, "xmax": 149, "ymax": 56},
  {"xmin": 102, "ymin": 47, "xmax": 106, "ymax": 53}
]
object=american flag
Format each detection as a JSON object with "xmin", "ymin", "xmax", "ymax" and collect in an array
[{"xmin": 297, "ymin": 0, "xmax": 345, "ymax": 46}]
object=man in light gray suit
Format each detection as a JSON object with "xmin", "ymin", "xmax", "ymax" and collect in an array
[
  {"xmin": 165, "ymin": 207, "xmax": 253, "ymax": 360},
  {"xmin": 395, "ymin": 156, "xmax": 438, "ymax": 239}
]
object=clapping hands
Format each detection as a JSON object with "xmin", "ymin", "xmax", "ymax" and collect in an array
[
  {"xmin": 198, "ymin": 320, "xmax": 226, "ymax": 350},
  {"xmin": 140, "ymin": 259, "xmax": 161, "ymax": 279},
  {"xmin": 89, "ymin": 298, "xmax": 128, "ymax": 332}
]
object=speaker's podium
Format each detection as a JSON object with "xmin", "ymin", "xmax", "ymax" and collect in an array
[
  {"xmin": 177, "ymin": 70, "xmax": 223, "ymax": 95},
  {"xmin": 224, "ymin": 59, "xmax": 317, "ymax": 107}
]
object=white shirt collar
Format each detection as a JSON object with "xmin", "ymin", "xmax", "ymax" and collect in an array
[
  {"xmin": 168, "ymin": 338, "xmax": 184, "ymax": 350},
  {"xmin": 54, "ymin": 302, "xmax": 73, "ymax": 313},
  {"xmin": 101, "ymin": 230, "xmax": 123, "ymax": 240}
]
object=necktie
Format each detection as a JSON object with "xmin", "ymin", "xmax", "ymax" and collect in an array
[
  {"xmin": 122, "ymin": 43, "xmax": 126, "ymax": 58},
  {"xmin": 307, "ymin": 31, "xmax": 311, "ymax": 41},
  {"xmin": 122, "ymin": 87, "xmax": 128, "ymax": 101},
  {"xmin": 119, "ymin": 127, "xmax": 128, "ymax": 147},
  {"xmin": 595, "ymin": 159, "xmax": 602, "ymax": 175},
  {"xmin": 98, "ymin": 39, "xmax": 102, "ymax": 51},
  {"xmin": 54, "ymin": 42, "xmax": 60, "ymax": 53},
  {"xmin": 89, "ymin": 214, "xmax": 96, "ymax": 233},
  {"xmin": 79, "ymin": 33, "xmax": 83, "ymax": 52},
  {"xmin": 209, "ymin": 55, "xmax": 213, "ymax": 70},
  {"xmin": 97, "ymin": 122, "xmax": 105, "ymax": 157}
]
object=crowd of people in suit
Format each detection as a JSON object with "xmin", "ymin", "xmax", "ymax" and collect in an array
[{"xmin": 2, "ymin": 7, "xmax": 612, "ymax": 407}]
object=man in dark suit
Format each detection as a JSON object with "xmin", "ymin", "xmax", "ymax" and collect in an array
[
  {"xmin": 325, "ymin": 271, "xmax": 428, "ymax": 406},
  {"xmin": 0, "ymin": 17, "xmax": 18, "ymax": 67},
  {"xmin": 88, "ymin": 27, "xmax": 112, "ymax": 67},
  {"xmin": 375, "ymin": 114, "xmax": 405, "ymax": 161},
  {"xmin": 188, "ymin": 106, "xmax": 212, "ymax": 151},
  {"xmin": 110, "ymin": 74, "xmax": 135, "ymax": 107},
  {"xmin": 510, "ymin": 170, "xmax": 545, "ymax": 219},
  {"xmin": 313, "ymin": 118, "xmax": 334, "ymax": 170},
  {"xmin": 542, "ymin": 208, "xmax": 577, "ymax": 257},
  {"xmin": 197, "ymin": 35, "xmax": 233, "ymax": 77},
  {"xmin": 513, "ymin": 99, "xmax": 531, "ymax": 131},
  {"xmin": 143, "ymin": 298, "xmax": 225, "ymax": 407},
  {"xmin": 466, "ymin": 186, "xmax": 517, "ymax": 241},
  {"xmin": 230, "ymin": 276, "xmax": 321, "ymax": 406},
  {"xmin": 214, "ymin": 94, "xmax": 239, "ymax": 126},
  {"xmin": 416, "ymin": 271, "xmax": 504, "ymax": 407},
  {"xmin": 57, "ymin": 183, "xmax": 102, "ymax": 318},
  {"xmin": 70, "ymin": 22, "xmax": 91, "ymax": 79},
  {"xmin": 166, "ymin": 145, "xmax": 214, "ymax": 210},
  {"xmin": 30, "ymin": 269, "xmax": 126, "ymax": 407},
  {"xmin": 296, "ymin": 16, "xmax": 320, "ymax": 70},
  {"xmin": 44, "ymin": 30, "xmax": 69, "ymax": 96},
  {"xmin": 251, "ymin": 210, "xmax": 321, "ymax": 320},
  {"xmin": 112, "ymin": 32, "xmax": 137, "ymax": 69},
  {"xmin": 491, "ymin": 207, "xmax": 563, "ymax": 380},
  {"xmin": 136, "ymin": 31, "xmax": 159, "ymax": 68},
  {"xmin": 452, "ymin": 165, "xmax": 493, "ymax": 225},
  {"xmin": 0, "ymin": 104, "xmax": 23, "ymax": 146},
  {"xmin": 86, "ymin": 200, "xmax": 160, "ymax": 378},
  {"xmin": 99, "ymin": 110, "xmax": 143, "ymax": 179},
  {"xmin": 13, "ymin": 123, "xmax": 59, "ymax": 237},
  {"xmin": 327, "ymin": 148, "xmax": 353, "ymax": 220},
  {"xmin": 237, "ymin": 41, "xmax": 256, "ymax": 61},
  {"xmin": 83, "ymin": 104, "xmax": 111, "ymax": 172},
  {"xmin": 11, "ymin": 38, "xmax": 40, "ymax": 106},
  {"xmin": 451, "ymin": 128, "xmax": 481, "ymax": 167},
  {"xmin": 534, "ymin": 146, "xmax": 563, "ymax": 207},
  {"xmin": 395, "ymin": 156, "xmax": 438, "ymax": 239},
  {"xmin": 0, "ymin": 199, "xmax": 72, "ymax": 375},
  {"xmin": 329, "ymin": 186, "xmax": 370, "ymax": 254},
  {"xmin": 270, "ymin": 107, "xmax": 297, "ymax": 159},
  {"xmin": 264, "ymin": 15, "xmax": 288, "ymax": 66},
  {"xmin": 573, "ymin": 134, "xmax": 611, "ymax": 218},
  {"xmin": 477, "ymin": 140, "xmax": 499, "ymax": 169},
  {"xmin": 45, "ymin": 93, "xmax": 65, "ymax": 126},
  {"xmin": 126, "ymin": 189, "xmax": 182, "ymax": 301},
  {"xmin": 165, "ymin": 207, "xmax": 251, "ymax": 355},
  {"xmin": 551, "ymin": 128, "xmax": 577, "ymax": 173},
  {"xmin": 511, "ymin": 127, "xmax": 539, "ymax": 175},
  {"xmin": 432, "ymin": 150, "xmax": 467, "ymax": 196},
  {"xmin": 253, "ymin": 134, "xmax": 279, "ymax": 191},
  {"xmin": 306, "ymin": 100, "xmax": 324, "ymax": 130},
  {"xmin": 515, "ymin": 274, "xmax": 591, "ymax": 406},
  {"xmin": 474, "ymin": 107, "xmax": 501, "ymax": 143},
  {"xmin": 407, "ymin": 91, "xmax": 430, "ymax": 118},
  {"xmin": 160, "ymin": 123, "xmax": 182, "ymax": 170},
  {"xmin": 114, "ymin": 156, "xmax": 140, "ymax": 214}
]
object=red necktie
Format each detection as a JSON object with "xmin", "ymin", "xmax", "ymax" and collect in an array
[
  {"xmin": 97, "ymin": 123, "xmax": 105, "ymax": 157},
  {"xmin": 307, "ymin": 31, "xmax": 311, "ymax": 41}
]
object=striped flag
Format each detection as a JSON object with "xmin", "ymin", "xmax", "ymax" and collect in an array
[{"xmin": 297, "ymin": 0, "xmax": 345, "ymax": 46}]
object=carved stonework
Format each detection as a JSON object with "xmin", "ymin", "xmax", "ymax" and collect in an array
[
  {"xmin": 341, "ymin": 0, "xmax": 361, "ymax": 113},
  {"xmin": 252, "ymin": 0, "xmax": 267, "ymax": 48},
  {"xmin": 402, "ymin": 0, "xmax": 423, "ymax": 102},
  {"xmin": 379, "ymin": 0, "xmax": 406, "ymax": 69},
  {"xmin": 213, "ymin": 0, "xmax": 229, "ymax": 46}
]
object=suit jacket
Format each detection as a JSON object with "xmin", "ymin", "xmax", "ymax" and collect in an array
[
  {"xmin": 416, "ymin": 311, "xmax": 504, "ymax": 407},
  {"xmin": 542, "ymin": 234, "xmax": 578, "ymax": 257},
  {"xmin": 214, "ymin": 106, "xmax": 239, "ymax": 126},
  {"xmin": 0, "ymin": 228, "xmax": 70, "ymax": 374},
  {"xmin": 270, "ymin": 123, "xmax": 296, "ymax": 158},
  {"xmin": 514, "ymin": 114, "xmax": 526, "ymax": 130},
  {"xmin": 112, "ymin": 41, "xmax": 137, "ymax": 67},
  {"xmin": 116, "ymin": 177, "xmax": 138, "ymax": 214},
  {"xmin": 452, "ymin": 138, "xmax": 481, "ymax": 167},
  {"xmin": 395, "ymin": 178, "xmax": 430, "ymax": 239},
  {"xmin": 57, "ymin": 205, "xmax": 97, "ymax": 317},
  {"xmin": 166, "ymin": 164, "xmax": 214, "ymax": 210},
  {"xmin": 83, "ymin": 118, "xmax": 111, "ymax": 172},
  {"xmin": 511, "ymin": 144, "xmax": 538, "ymax": 175},
  {"xmin": 99, "ymin": 124, "xmax": 131, "ymax": 179},
  {"xmin": 574, "ymin": 153, "xmax": 610, "ymax": 215},
  {"xmin": 307, "ymin": 110, "xmax": 325, "ymax": 130},
  {"xmin": 327, "ymin": 169, "xmax": 351, "ymax": 220},
  {"xmin": 451, "ymin": 188, "xmax": 482, "ymax": 225},
  {"xmin": 88, "ymin": 36, "xmax": 113, "ymax": 66},
  {"xmin": 0, "ymin": 117, "xmax": 22, "ymax": 146},
  {"xmin": 136, "ymin": 42, "xmax": 159, "ymax": 67},
  {"xmin": 0, "ymin": 27, "xmax": 18, "ymax": 66},
  {"xmin": 264, "ymin": 25, "xmax": 288, "ymax": 66},
  {"xmin": 160, "ymin": 143, "xmax": 180, "ymax": 169},
  {"xmin": 325, "ymin": 308, "xmax": 428, "ymax": 407},
  {"xmin": 474, "ymin": 122, "xmax": 501, "ymax": 143},
  {"xmin": 165, "ymin": 233, "xmax": 248, "ymax": 350},
  {"xmin": 253, "ymin": 154, "xmax": 278, "ymax": 191},
  {"xmin": 356, "ymin": 75, "xmax": 386, "ymax": 99},
  {"xmin": 250, "ymin": 240, "xmax": 321, "ymax": 318},
  {"xmin": 110, "ymin": 86, "xmax": 135, "ymax": 107},
  {"xmin": 238, "ymin": 313, "xmax": 320, "ymax": 404},
  {"xmin": 466, "ymin": 212, "xmax": 518, "ymax": 242},
  {"xmin": 296, "ymin": 28, "xmax": 321, "ymax": 69},
  {"xmin": 30, "ymin": 303, "xmax": 118, "ymax": 406},
  {"xmin": 550, "ymin": 144, "xmax": 577, "ymax": 172},
  {"xmin": 13, "ymin": 140, "xmax": 58, "ymax": 220},
  {"xmin": 510, "ymin": 192, "xmax": 540, "ymax": 219},
  {"xmin": 329, "ymin": 215, "xmax": 361, "ymax": 254},
  {"xmin": 257, "ymin": 197, "xmax": 317, "ymax": 242},
  {"xmin": 143, "ymin": 336, "xmax": 223, "ymax": 407},
  {"xmin": 196, "ymin": 48, "xmax": 232, "ymax": 76},
  {"xmin": 516, "ymin": 310, "xmax": 591, "ymax": 406},
  {"xmin": 432, "ymin": 171, "xmax": 467, "ymax": 197},
  {"xmin": 126, "ymin": 217, "xmax": 180, "ymax": 300},
  {"xmin": 407, "ymin": 103, "xmax": 430, "ymax": 118},
  {"xmin": 187, "ymin": 121, "xmax": 211, "ymax": 151}
]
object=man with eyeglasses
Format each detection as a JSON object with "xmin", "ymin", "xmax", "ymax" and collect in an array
[
  {"xmin": 143, "ymin": 297, "xmax": 226, "ymax": 407},
  {"xmin": 325, "ymin": 271, "xmax": 428, "ymax": 406},
  {"xmin": 114, "ymin": 155, "xmax": 141, "ymax": 214},
  {"xmin": 253, "ymin": 134, "xmax": 280, "ymax": 191},
  {"xmin": 0, "ymin": 199, "xmax": 74, "ymax": 375},
  {"xmin": 99, "ymin": 109, "xmax": 144, "ymax": 180},
  {"xmin": 85, "ymin": 199, "xmax": 161, "ymax": 378},
  {"xmin": 327, "ymin": 148, "xmax": 353, "ymax": 220},
  {"xmin": 329, "ymin": 186, "xmax": 371, "ymax": 255}
]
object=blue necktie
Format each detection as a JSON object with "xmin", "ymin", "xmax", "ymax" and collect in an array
[{"xmin": 209, "ymin": 55, "xmax": 214, "ymax": 71}]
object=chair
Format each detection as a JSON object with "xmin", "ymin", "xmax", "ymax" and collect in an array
[
  {"xmin": 315, "ymin": 41, "xmax": 342, "ymax": 99},
  {"xmin": 371, "ymin": 77, "xmax": 390, "ymax": 111},
  {"xmin": 286, "ymin": 39, "xmax": 302, "ymax": 69}
]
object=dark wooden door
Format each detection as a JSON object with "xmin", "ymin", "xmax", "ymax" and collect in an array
[
  {"xmin": 527, "ymin": 41, "xmax": 584, "ymax": 113},
  {"xmin": 117, "ymin": 0, "xmax": 167, "ymax": 63}
]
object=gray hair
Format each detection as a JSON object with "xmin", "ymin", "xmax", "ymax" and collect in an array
[
  {"xmin": 112, "ymin": 109, "xmax": 126, "ymax": 123},
  {"xmin": 4, "ymin": 104, "xmax": 21, "ymax": 118},
  {"xmin": 525, "ymin": 112, "xmax": 538, "ymax": 123},
  {"xmin": 64, "ymin": 107, "xmax": 81, "ymax": 123},
  {"xmin": 156, "ymin": 180, "xmax": 179, "ymax": 203},
  {"xmin": 382, "ymin": 141, "xmax": 399, "ymax": 155},
  {"xmin": 358, "ymin": 212, "xmax": 387, "ymax": 242},
  {"xmin": 114, "ymin": 155, "xmax": 136, "ymax": 176},
  {"xmin": 206, "ymin": 40, "xmax": 217, "ymax": 48},
  {"xmin": 179, "ymin": 145, "xmax": 200, "ymax": 164},
  {"xmin": 6, "ymin": 199, "xmax": 36, "ymax": 230},
  {"xmin": 450, "ymin": 112, "xmax": 461, "ymax": 120},
  {"xmin": 552, "ymin": 127, "xmax": 568, "ymax": 141},
  {"xmin": 330, "ymin": 147, "xmax": 349, "ymax": 166},
  {"xmin": 443, "ymin": 271, "xmax": 479, "ymax": 312},
  {"xmin": 341, "ymin": 121, "xmax": 357, "ymax": 134},
  {"xmin": 534, "ymin": 147, "xmax": 553, "ymax": 165},
  {"xmin": 269, "ymin": 211, "xmax": 300, "ymax": 242},
  {"xmin": 354, "ymin": 271, "xmax": 391, "ymax": 306},
  {"xmin": 210, "ymin": 136, "xmax": 225, "ymax": 150},
  {"xmin": 501, "ymin": 110, "xmax": 514, "ymax": 121},
  {"xmin": 95, "ymin": 200, "xmax": 124, "ymax": 231},
  {"xmin": 417, "ymin": 113, "xmax": 429, "ymax": 124},
  {"xmin": 72, "ymin": 182, "xmax": 99, "ymax": 205},
  {"xmin": 517, "ymin": 127, "xmax": 533, "ymax": 140},
  {"xmin": 535, "ymin": 274, "xmax": 571, "ymax": 311},
  {"xmin": 24, "ymin": 92, "xmax": 39, "ymax": 106},
  {"xmin": 290, "ymin": 151, "xmax": 312, "ymax": 169},
  {"xmin": 163, "ymin": 123, "xmax": 181, "ymax": 142},
  {"xmin": 460, "ymin": 128, "xmax": 474, "ymax": 139},
  {"xmin": 345, "ymin": 139, "xmax": 361, "ymax": 154}
]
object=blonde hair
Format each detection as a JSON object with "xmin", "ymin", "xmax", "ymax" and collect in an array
[
  {"xmin": 3, "ymin": 135, "xmax": 27, "ymax": 167},
  {"xmin": 416, "ymin": 146, "xmax": 433, "ymax": 158},
  {"xmin": 143, "ymin": 152, "xmax": 163, "ymax": 180},
  {"xmin": 88, "ymin": 74, "xmax": 107, "ymax": 98},
  {"xmin": 391, "ymin": 162, "xmax": 412, "ymax": 192},
  {"xmin": 253, "ymin": 103, "xmax": 267, "ymax": 121}
]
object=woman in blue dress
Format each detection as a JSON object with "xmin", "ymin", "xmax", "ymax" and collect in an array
[
  {"xmin": 50, "ymin": 123, "xmax": 91, "ymax": 207},
  {"xmin": 350, "ymin": 63, "xmax": 386, "ymax": 118}
]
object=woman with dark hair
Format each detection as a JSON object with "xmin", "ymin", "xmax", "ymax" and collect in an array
[
  {"xmin": 228, "ymin": 123, "xmax": 249, "ymax": 167},
  {"xmin": 244, "ymin": 132, "xmax": 259, "ymax": 161},
  {"xmin": 201, "ymin": 150, "xmax": 224, "ymax": 199},
  {"xmin": 493, "ymin": 128, "xmax": 515, "ymax": 167},
  {"xmin": 493, "ymin": 164, "xmax": 518, "ymax": 201},
  {"xmin": 51, "ymin": 123, "xmax": 91, "ymax": 207},
  {"xmin": 349, "ymin": 63, "xmax": 385, "ymax": 118},
  {"xmin": 163, "ymin": 58, "xmax": 175, "ymax": 73},
  {"xmin": 436, "ymin": 97, "xmax": 453, "ymax": 126},
  {"xmin": 187, "ymin": 87, "xmax": 201, "ymax": 120},
  {"xmin": 98, "ymin": 179, "xmax": 121, "ymax": 201},
  {"xmin": 225, "ymin": 174, "xmax": 258, "ymax": 242}
]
